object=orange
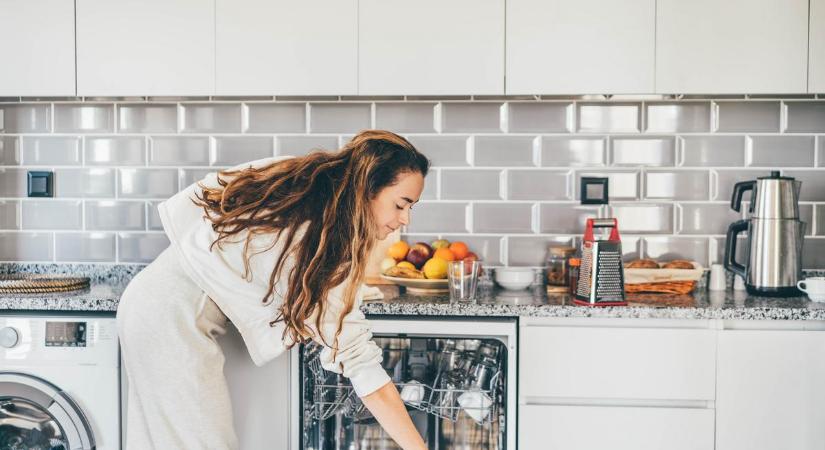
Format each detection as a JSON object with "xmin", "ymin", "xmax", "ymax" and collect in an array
[
  {"xmin": 449, "ymin": 241, "xmax": 469, "ymax": 260},
  {"xmin": 433, "ymin": 248, "xmax": 456, "ymax": 261},
  {"xmin": 422, "ymin": 257, "xmax": 449, "ymax": 279},
  {"xmin": 387, "ymin": 241, "xmax": 410, "ymax": 261}
]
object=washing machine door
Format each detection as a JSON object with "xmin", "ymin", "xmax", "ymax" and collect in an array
[{"xmin": 0, "ymin": 372, "xmax": 95, "ymax": 450}]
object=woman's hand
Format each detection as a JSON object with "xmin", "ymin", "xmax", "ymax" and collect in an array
[{"xmin": 359, "ymin": 381, "xmax": 427, "ymax": 450}]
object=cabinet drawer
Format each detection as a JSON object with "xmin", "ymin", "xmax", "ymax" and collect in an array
[
  {"xmin": 520, "ymin": 326, "xmax": 716, "ymax": 400},
  {"xmin": 519, "ymin": 404, "xmax": 714, "ymax": 450}
]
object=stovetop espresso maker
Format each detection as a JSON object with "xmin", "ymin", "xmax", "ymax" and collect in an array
[{"xmin": 724, "ymin": 171, "xmax": 805, "ymax": 296}]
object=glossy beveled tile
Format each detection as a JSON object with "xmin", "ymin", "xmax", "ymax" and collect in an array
[
  {"xmin": 178, "ymin": 168, "xmax": 213, "ymax": 190},
  {"xmin": 182, "ymin": 103, "xmax": 242, "ymax": 133},
  {"xmin": 645, "ymin": 170, "xmax": 709, "ymax": 201},
  {"xmin": 677, "ymin": 203, "xmax": 743, "ymax": 235},
  {"xmin": 0, "ymin": 137, "xmax": 20, "ymax": 165},
  {"xmin": 680, "ymin": 136, "xmax": 745, "ymax": 167},
  {"xmin": 507, "ymin": 102, "xmax": 572, "ymax": 132},
  {"xmin": 375, "ymin": 103, "xmax": 436, "ymax": 133},
  {"xmin": 473, "ymin": 136, "xmax": 537, "ymax": 167},
  {"xmin": 245, "ymin": 103, "xmax": 306, "ymax": 133},
  {"xmin": 509, "ymin": 169, "xmax": 570, "ymax": 200},
  {"xmin": 276, "ymin": 135, "xmax": 338, "ymax": 156},
  {"xmin": 645, "ymin": 102, "xmax": 710, "ymax": 133},
  {"xmin": 118, "ymin": 104, "xmax": 177, "ymax": 133},
  {"xmin": 309, "ymin": 103, "xmax": 370, "ymax": 133},
  {"xmin": 575, "ymin": 170, "xmax": 639, "ymax": 200},
  {"xmin": 55, "ymin": 232, "xmax": 115, "ymax": 262},
  {"xmin": 644, "ymin": 236, "xmax": 709, "ymax": 267},
  {"xmin": 147, "ymin": 201, "xmax": 164, "ymax": 231},
  {"xmin": 608, "ymin": 203, "xmax": 673, "ymax": 234},
  {"xmin": 473, "ymin": 203, "xmax": 533, "ymax": 233},
  {"xmin": 0, "ymin": 201, "xmax": 20, "ymax": 229},
  {"xmin": 577, "ymin": 102, "xmax": 640, "ymax": 133},
  {"xmin": 0, "ymin": 104, "xmax": 50, "ymax": 133},
  {"xmin": 406, "ymin": 135, "xmax": 469, "ymax": 166},
  {"xmin": 441, "ymin": 102, "xmax": 503, "ymax": 133},
  {"xmin": 541, "ymin": 137, "xmax": 606, "ymax": 167},
  {"xmin": 785, "ymin": 101, "xmax": 825, "ymax": 133},
  {"xmin": 441, "ymin": 169, "xmax": 502, "ymax": 200},
  {"xmin": 212, "ymin": 137, "xmax": 273, "ymax": 165},
  {"xmin": 85, "ymin": 201, "xmax": 145, "ymax": 231},
  {"xmin": 610, "ymin": 137, "xmax": 676, "ymax": 166},
  {"xmin": 801, "ymin": 238, "xmax": 825, "ymax": 268},
  {"xmin": 149, "ymin": 136, "xmax": 208, "ymax": 166},
  {"xmin": 715, "ymin": 101, "xmax": 780, "ymax": 132},
  {"xmin": 54, "ymin": 104, "xmax": 114, "ymax": 133},
  {"xmin": 118, "ymin": 169, "xmax": 178, "ymax": 199},
  {"xmin": 748, "ymin": 136, "xmax": 815, "ymax": 167},
  {"xmin": 117, "ymin": 232, "xmax": 170, "ymax": 263},
  {"xmin": 21, "ymin": 137, "xmax": 81, "ymax": 165},
  {"xmin": 538, "ymin": 204, "xmax": 600, "ymax": 234},
  {"xmin": 86, "ymin": 136, "xmax": 146, "ymax": 166},
  {"xmin": 55, "ymin": 168, "xmax": 116, "ymax": 198},
  {"xmin": 0, "ymin": 232, "xmax": 53, "ymax": 261},
  {"xmin": 22, "ymin": 200, "xmax": 81, "ymax": 230},
  {"xmin": 713, "ymin": 169, "xmax": 771, "ymax": 202},
  {"xmin": 782, "ymin": 170, "xmax": 825, "ymax": 202},
  {"xmin": 507, "ymin": 236, "xmax": 576, "ymax": 266},
  {"xmin": 404, "ymin": 202, "xmax": 469, "ymax": 233}
]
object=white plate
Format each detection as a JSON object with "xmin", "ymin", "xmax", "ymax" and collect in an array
[{"xmin": 379, "ymin": 274, "xmax": 448, "ymax": 293}]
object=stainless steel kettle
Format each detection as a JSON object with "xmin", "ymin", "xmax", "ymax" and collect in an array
[{"xmin": 724, "ymin": 171, "xmax": 805, "ymax": 296}]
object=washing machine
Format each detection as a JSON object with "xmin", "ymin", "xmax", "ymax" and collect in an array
[{"xmin": 0, "ymin": 312, "xmax": 120, "ymax": 450}]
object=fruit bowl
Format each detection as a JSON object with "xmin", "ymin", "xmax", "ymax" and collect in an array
[{"xmin": 379, "ymin": 275, "xmax": 448, "ymax": 294}]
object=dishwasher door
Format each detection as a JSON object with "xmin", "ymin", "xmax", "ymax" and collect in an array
[{"xmin": 290, "ymin": 316, "xmax": 517, "ymax": 450}]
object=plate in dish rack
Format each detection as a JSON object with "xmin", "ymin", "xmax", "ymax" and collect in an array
[{"xmin": 379, "ymin": 275, "xmax": 449, "ymax": 294}]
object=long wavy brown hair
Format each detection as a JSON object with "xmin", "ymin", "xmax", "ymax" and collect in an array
[{"xmin": 192, "ymin": 130, "xmax": 429, "ymax": 352}]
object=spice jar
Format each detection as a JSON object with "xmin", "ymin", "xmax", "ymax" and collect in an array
[
  {"xmin": 568, "ymin": 257, "xmax": 581, "ymax": 295},
  {"xmin": 545, "ymin": 246, "xmax": 576, "ymax": 287}
]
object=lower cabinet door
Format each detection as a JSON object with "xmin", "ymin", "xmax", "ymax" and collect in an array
[{"xmin": 519, "ymin": 404, "xmax": 715, "ymax": 450}]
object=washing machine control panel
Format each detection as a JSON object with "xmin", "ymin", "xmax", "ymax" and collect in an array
[
  {"xmin": 0, "ymin": 326, "xmax": 19, "ymax": 348},
  {"xmin": 45, "ymin": 321, "xmax": 87, "ymax": 347}
]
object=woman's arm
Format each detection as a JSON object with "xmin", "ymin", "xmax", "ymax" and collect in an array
[{"xmin": 360, "ymin": 381, "xmax": 427, "ymax": 450}]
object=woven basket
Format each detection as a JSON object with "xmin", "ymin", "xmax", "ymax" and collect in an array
[{"xmin": 0, "ymin": 274, "xmax": 91, "ymax": 294}]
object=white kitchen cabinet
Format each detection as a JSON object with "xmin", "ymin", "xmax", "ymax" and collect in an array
[
  {"xmin": 76, "ymin": 0, "xmax": 214, "ymax": 96},
  {"xmin": 716, "ymin": 330, "xmax": 825, "ymax": 450},
  {"xmin": 506, "ymin": 0, "xmax": 655, "ymax": 95},
  {"xmin": 656, "ymin": 0, "xmax": 809, "ymax": 94},
  {"xmin": 0, "ymin": 0, "xmax": 75, "ymax": 96},
  {"xmin": 520, "ymin": 404, "xmax": 714, "ymax": 450},
  {"xmin": 520, "ymin": 323, "xmax": 716, "ymax": 401},
  {"xmin": 811, "ymin": 0, "xmax": 825, "ymax": 92},
  {"xmin": 358, "ymin": 0, "xmax": 504, "ymax": 95},
  {"xmin": 215, "ymin": 0, "xmax": 357, "ymax": 96}
]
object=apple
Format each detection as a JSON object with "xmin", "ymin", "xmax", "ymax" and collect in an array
[
  {"xmin": 405, "ymin": 242, "xmax": 433, "ymax": 269},
  {"xmin": 431, "ymin": 239, "xmax": 450, "ymax": 250},
  {"xmin": 462, "ymin": 252, "xmax": 480, "ymax": 275},
  {"xmin": 380, "ymin": 257, "xmax": 397, "ymax": 274},
  {"xmin": 463, "ymin": 252, "xmax": 479, "ymax": 262}
]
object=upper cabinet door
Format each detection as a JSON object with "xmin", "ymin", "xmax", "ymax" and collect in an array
[
  {"xmin": 506, "ymin": 0, "xmax": 655, "ymax": 95},
  {"xmin": 359, "ymin": 0, "xmax": 504, "ymax": 96},
  {"xmin": 76, "ymin": 0, "xmax": 214, "ymax": 96},
  {"xmin": 811, "ymin": 0, "xmax": 825, "ymax": 92},
  {"xmin": 0, "ymin": 0, "xmax": 75, "ymax": 96},
  {"xmin": 656, "ymin": 0, "xmax": 809, "ymax": 94},
  {"xmin": 215, "ymin": 0, "xmax": 357, "ymax": 96}
]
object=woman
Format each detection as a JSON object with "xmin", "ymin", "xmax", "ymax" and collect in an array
[{"xmin": 117, "ymin": 130, "xmax": 429, "ymax": 449}]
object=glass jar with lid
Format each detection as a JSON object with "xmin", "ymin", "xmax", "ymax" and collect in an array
[{"xmin": 545, "ymin": 246, "xmax": 576, "ymax": 288}]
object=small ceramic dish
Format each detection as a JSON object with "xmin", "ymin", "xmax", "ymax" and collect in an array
[{"xmin": 494, "ymin": 267, "xmax": 534, "ymax": 290}]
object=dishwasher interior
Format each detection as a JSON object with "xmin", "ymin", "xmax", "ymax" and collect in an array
[{"xmin": 297, "ymin": 318, "xmax": 516, "ymax": 450}]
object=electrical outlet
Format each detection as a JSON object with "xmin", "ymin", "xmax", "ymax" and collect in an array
[
  {"xmin": 580, "ymin": 177, "xmax": 608, "ymax": 205},
  {"xmin": 27, "ymin": 171, "xmax": 53, "ymax": 197}
]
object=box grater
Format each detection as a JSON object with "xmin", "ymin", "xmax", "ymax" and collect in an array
[{"xmin": 575, "ymin": 218, "xmax": 627, "ymax": 306}]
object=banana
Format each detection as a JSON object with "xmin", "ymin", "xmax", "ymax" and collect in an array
[{"xmin": 385, "ymin": 265, "xmax": 425, "ymax": 279}]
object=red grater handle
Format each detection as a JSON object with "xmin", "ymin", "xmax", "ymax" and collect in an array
[{"xmin": 583, "ymin": 218, "xmax": 622, "ymax": 243}]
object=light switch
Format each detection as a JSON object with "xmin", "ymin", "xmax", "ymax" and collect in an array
[
  {"xmin": 580, "ymin": 177, "xmax": 609, "ymax": 205},
  {"xmin": 27, "ymin": 171, "xmax": 53, "ymax": 197}
]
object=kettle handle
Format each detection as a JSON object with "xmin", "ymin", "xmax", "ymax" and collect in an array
[
  {"xmin": 724, "ymin": 219, "xmax": 749, "ymax": 279},
  {"xmin": 731, "ymin": 181, "xmax": 755, "ymax": 213}
]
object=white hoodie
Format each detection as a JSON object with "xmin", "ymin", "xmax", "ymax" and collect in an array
[{"xmin": 157, "ymin": 156, "xmax": 390, "ymax": 397}]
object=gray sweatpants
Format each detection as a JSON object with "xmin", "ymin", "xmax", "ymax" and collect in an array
[{"xmin": 117, "ymin": 246, "xmax": 239, "ymax": 449}]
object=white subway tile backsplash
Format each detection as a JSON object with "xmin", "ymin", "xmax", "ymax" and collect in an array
[
  {"xmin": 309, "ymin": 103, "xmax": 370, "ymax": 133},
  {"xmin": 645, "ymin": 102, "xmax": 710, "ymax": 133},
  {"xmin": 441, "ymin": 103, "xmax": 503, "ymax": 133},
  {"xmin": 0, "ymin": 104, "xmax": 50, "ymax": 133},
  {"xmin": 117, "ymin": 233, "xmax": 170, "ymax": 263},
  {"xmin": 22, "ymin": 200, "xmax": 81, "ymax": 230},
  {"xmin": 0, "ymin": 201, "xmax": 20, "ymax": 229},
  {"xmin": 0, "ymin": 137, "xmax": 20, "ymax": 165},
  {"xmin": 86, "ymin": 201, "xmax": 145, "ymax": 230},
  {"xmin": 748, "ymin": 136, "xmax": 815, "ymax": 167},
  {"xmin": 677, "ymin": 203, "xmax": 742, "ymax": 235},
  {"xmin": 0, "ymin": 232, "xmax": 53, "ymax": 261},
  {"xmin": 212, "ymin": 137, "xmax": 273, "ymax": 166},
  {"xmin": 54, "ymin": 104, "xmax": 114, "ymax": 133},
  {"xmin": 819, "ymin": 138, "xmax": 824, "ymax": 167},
  {"xmin": 801, "ymin": 204, "xmax": 814, "ymax": 237},
  {"xmin": 55, "ymin": 232, "xmax": 115, "ymax": 262},
  {"xmin": 441, "ymin": 169, "xmax": 502, "ymax": 200},
  {"xmin": 182, "ymin": 103, "xmax": 242, "ymax": 133},
  {"xmin": 420, "ymin": 173, "xmax": 437, "ymax": 200},
  {"xmin": 118, "ymin": 104, "xmax": 177, "ymax": 133},
  {"xmin": 644, "ymin": 236, "xmax": 709, "ymax": 267},
  {"xmin": 473, "ymin": 136, "xmax": 536, "ymax": 167},
  {"xmin": 785, "ymin": 101, "xmax": 825, "ymax": 133},
  {"xmin": 680, "ymin": 136, "xmax": 745, "ymax": 167},
  {"xmin": 715, "ymin": 101, "xmax": 780, "ymax": 132},
  {"xmin": 645, "ymin": 170, "xmax": 709, "ymax": 200},
  {"xmin": 0, "ymin": 169, "xmax": 28, "ymax": 197},
  {"xmin": 406, "ymin": 136, "xmax": 468, "ymax": 166},
  {"xmin": 118, "ymin": 169, "xmax": 178, "ymax": 199},
  {"xmin": 541, "ymin": 137, "xmax": 606, "ymax": 167},
  {"xmin": 507, "ymin": 236, "xmax": 575, "ymax": 266},
  {"xmin": 375, "ymin": 103, "xmax": 436, "ymax": 133},
  {"xmin": 610, "ymin": 137, "xmax": 676, "ymax": 166},
  {"xmin": 86, "ymin": 136, "xmax": 146, "ymax": 166},
  {"xmin": 148, "ymin": 136, "xmax": 208, "ymax": 166},
  {"xmin": 577, "ymin": 102, "xmax": 640, "ymax": 133},
  {"xmin": 507, "ymin": 102, "xmax": 572, "ymax": 133},
  {"xmin": 276, "ymin": 135, "xmax": 339, "ymax": 156},
  {"xmin": 404, "ymin": 202, "xmax": 468, "ymax": 233},
  {"xmin": 473, "ymin": 203, "xmax": 533, "ymax": 233},
  {"xmin": 55, "ymin": 168, "xmax": 116, "ymax": 198},
  {"xmin": 815, "ymin": 205, "xmax": 825, "ymax": 236},
  {"xmin": 147, "ymin": 201, "xmax": 163, "ymax": 231},
  {"xmin": 609, "ymin": 204, "xmax": 673, "ymax": 234},
  {"xmin": 782, "ymin": 170, "xmax": 825, "ymax": 202},
  {"xmin": 245, "ymin": 103, "xmax": 306, "ymax": 133},
  {"xmin": 803, "ymin": 238, "xmax": 825, "ymax": 268},
  {"xmin": 538, "ymin": 204, "xmax": 600, "ymax": 234},
  {"xmin": 21, "ymin": 137, "xmax": 81, "ymax": 165},
  {"xmin": 575, "ymin": 170, "xmax": 638, "ymax": 200},
  {"xmin": 509, "ymin": 169, "xmax": 570, "ymax": 201},
  {"xmin": 179, "ymin": 168, "xmax": 214, "ymax": 190}
]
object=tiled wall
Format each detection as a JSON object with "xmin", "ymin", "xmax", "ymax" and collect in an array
[{"xmin": 0, "ymin": 96, "xmax": 824, "ymax": 267}]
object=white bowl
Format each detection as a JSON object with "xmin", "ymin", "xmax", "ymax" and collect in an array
[{"xmin": 494, "ymin": 267, "xmax": 534, "ymax": 290}]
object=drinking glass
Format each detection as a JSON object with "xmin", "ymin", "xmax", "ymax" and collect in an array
[{"xmin": 448, "ymin": 260, "xmax": 482, "ymax": 303}]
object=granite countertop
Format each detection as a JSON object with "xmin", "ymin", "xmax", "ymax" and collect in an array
[{"xmin": 1, "ymin": 263, "xmax": 824, "ymax": 321}]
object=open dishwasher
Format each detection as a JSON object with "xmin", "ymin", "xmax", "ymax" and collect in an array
[{"xmin": 291, "ymin": 317, "xmax": 517, "ymax": 449}]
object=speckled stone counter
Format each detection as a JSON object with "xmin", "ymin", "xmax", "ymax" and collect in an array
[{"xmin": 2, "ymin": 263, "xmax": 824, "ymax": 321}]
